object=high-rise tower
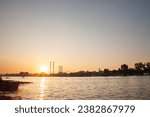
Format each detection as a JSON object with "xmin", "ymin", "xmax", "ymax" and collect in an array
[{"xmin": 49, "ymin": 62, "xmax": 52, "ymax": 75}]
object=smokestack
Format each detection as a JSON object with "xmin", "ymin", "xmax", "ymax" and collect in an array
[
  {"xmin": 53, "ymin": 61, "xmax": 55, "ymax": 74},
  {"xmin": 50, "ymin": 62, "xmax": 52, "ymax": 75}
]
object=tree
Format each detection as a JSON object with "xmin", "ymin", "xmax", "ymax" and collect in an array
[
  {"xmin": 145, "ymin": 62, "xmax": 150, "ymax": 73},
  {"xmin": 121, "ymin": 64, "xmax": 128, "ymax": 71},
  {"xmin": 135, "ymin": 62, "xmax": 145, "ymax": 71},
  {"xmin": 19, "ymin": 72, "xmax": 29, "ymax": 76},
  {"xmin": 134, "ymin": 62, "xmax": 145, "ymax": 75},
  {"xmin": 103, "ymin": 69, "xmax": 110, "ymax": 76},
  {"xmin": 145, "ymin": 62, "xmax": 150, "ymax": 69},
  {"xmin": 120, "ymin": 64, "xmax": 128, "ymax": 76},
  {"xmin": 104, "ymin": 69, "xmax": 109, "ymax": 73}
]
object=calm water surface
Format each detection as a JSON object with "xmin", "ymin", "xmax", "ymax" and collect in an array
[{"xmin": 2, "ymin": 76, "xmax": 150, "ymax": 100}]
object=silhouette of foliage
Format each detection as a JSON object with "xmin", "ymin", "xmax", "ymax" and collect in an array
[
  {"xmin": 135, "ymin": 62, "xmax": 145, "ymax": 75},
  {"xmin": 120, "ymin": 64, "xmax": 128, "ymax": 76},
  {"xmin": 2, "ymin": 62, "xmax": 150, "ymax": 77}
]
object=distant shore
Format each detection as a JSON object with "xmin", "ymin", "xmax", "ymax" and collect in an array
[
  {"xmin": 1, "ymin": 62, "xmax": 150, "ymax": 77},
  {"xmin": 1, "ymin": 72, "xmax": 150, "ymax": 77}
]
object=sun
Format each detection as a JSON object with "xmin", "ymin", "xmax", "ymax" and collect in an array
[{"xmin": 39, "ymin": 66, "xmax": 48, "ymax": 73}]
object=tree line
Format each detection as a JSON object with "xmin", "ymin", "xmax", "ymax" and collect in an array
[
  {"xmin": 65, "ymin": 62, "xmax": 150, "ymax": 77},
  {"xmin": 1, "ymin": 62, "xmax": 150, "ymax": 77}
]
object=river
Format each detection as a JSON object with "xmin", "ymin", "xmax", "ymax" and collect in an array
[{"xmin": 2, "ymin": 76, "xmax": 150, "ymax": 100}]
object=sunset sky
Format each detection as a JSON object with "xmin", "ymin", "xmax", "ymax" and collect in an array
[{"xmin": 0, "ymin": 0, "xmax": 150, "ymax": 74}]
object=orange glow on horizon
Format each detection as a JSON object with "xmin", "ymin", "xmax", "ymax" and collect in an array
[{"xmin": 39, "ymin": 66, "xmax": 48, "ymax": 73}]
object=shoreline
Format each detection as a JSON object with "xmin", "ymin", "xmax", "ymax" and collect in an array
[
  {"xmin": 1, "ymin": 75, "xmax": 150, "ymax": 78},
  {"xmin": 0, "ymin": 79, "xmax": 32, "ymax": 100}
]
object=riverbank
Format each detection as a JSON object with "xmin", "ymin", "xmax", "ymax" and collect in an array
[{"xmin": 0, "ymin": 78, "xmax": 32, "ymax": 100}]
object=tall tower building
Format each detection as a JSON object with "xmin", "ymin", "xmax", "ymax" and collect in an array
[{"xmin": 49, "ymin": 62, "xmax": 52, "ymax": 75}]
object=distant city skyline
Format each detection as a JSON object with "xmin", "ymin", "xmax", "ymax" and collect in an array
[{"xmin": 0, "ymin": 0, "xmax": 150, "ymax": 74}]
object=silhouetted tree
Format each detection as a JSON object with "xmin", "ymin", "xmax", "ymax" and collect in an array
[
  {"xmin": 103, "ymin": 69, "xmax": 110, "ymax": 76},
  {"xmin": 135, "ymin": 62, "xmax": 145, "ymax": 71},
  {"xmin": 128, "ymin": 68, "xmax": 136, "ymax": 75},
  {"xmin": 19, "ymin": 72, "xmax": 29, "ymax": 77},
  {"xmin": 120, "ymin": 64, "xmax": 128, "ymax": 76},
  {"xmin": 112, "ymin": 70, "xmax": 119, "ymax": 76},
  {"xmin": 145, "ymin": 62, "xmax": 150, "ymax": 69},
  {"xmin": 121, "ymin": 64, "xmax": 128, "ymax": 71},
  {"xmin": 135, "ymin": 62, "xmax": 145, "ymax": 75},
  {"xmin": 104, "ymin": 69, "xmax": 109, "ymax": 73},
  {"xmin": 145, "ymin": 62, "xmax": 150, "ymax": 73}
]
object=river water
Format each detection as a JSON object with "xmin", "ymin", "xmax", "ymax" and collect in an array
[{"xmin": 2, "ymin": 76, "xmax": 150, "ymax": 100}]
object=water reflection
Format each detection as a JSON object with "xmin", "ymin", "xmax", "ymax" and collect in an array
[
  {"xmin": 39, "ymin": 77, "xmax": 46, "ymax": 99},
  {"xmin": 3, "ymin": 76, "xmax": 150, "ymax": 99}
]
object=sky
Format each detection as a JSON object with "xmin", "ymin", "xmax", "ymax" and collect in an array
[{"xmin": 0, "ymin": 0, "xmax": 150, "ymax": 73}]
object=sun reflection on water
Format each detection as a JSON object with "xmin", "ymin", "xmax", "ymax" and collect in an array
[{"xmin": 39, "ymin": 77, "xmax": 46, "ymax": 99}]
